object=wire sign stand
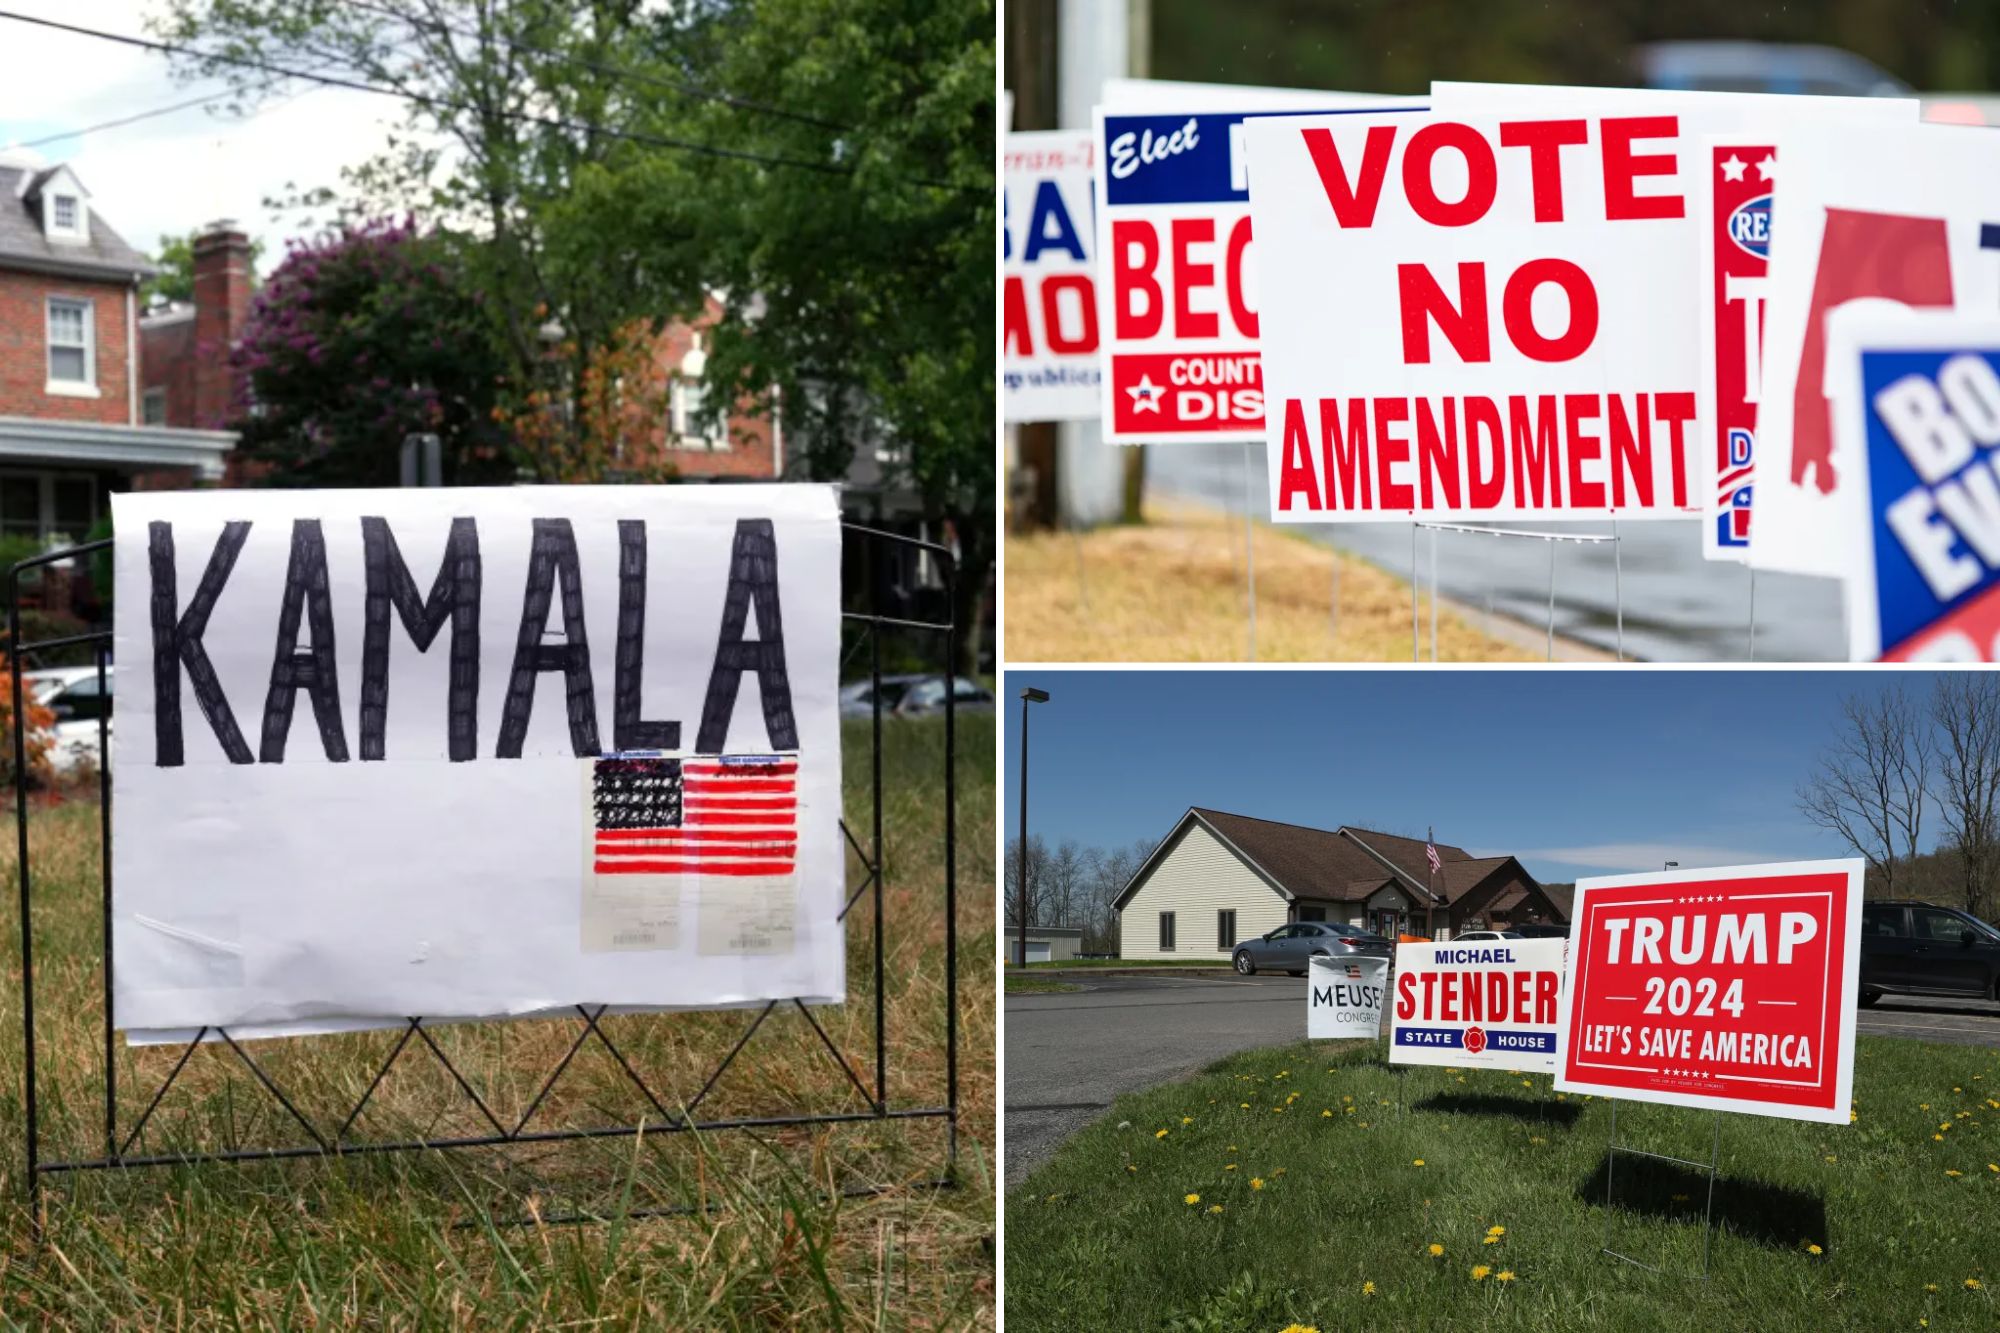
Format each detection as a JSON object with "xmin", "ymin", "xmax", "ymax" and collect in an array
[
  {"xmin": 1600, "ymin": 1099, "xmax": 1726, "ymax": 1281},
  {"xmin": 1412, "ymin": 523, "xmax": 1623, "ymax": 663},
  {"xmin": 11, "ymin": 524, "xmax": 961, "ymax": 1232}
]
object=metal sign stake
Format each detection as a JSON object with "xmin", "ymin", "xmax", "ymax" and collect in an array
[
  {"xmin": 1600, "ymin": 1099, "xmax": 1725, "ymax": 1281},
  {"xmin": 1241, "ymin": 441, "xmax": 1257, "ymax": 662}
]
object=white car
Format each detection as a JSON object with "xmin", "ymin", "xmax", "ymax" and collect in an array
[{"xmin": 31, "ymin": 665, "xmax": 113, "ymax": 776}]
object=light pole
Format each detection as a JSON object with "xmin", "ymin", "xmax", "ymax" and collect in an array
[
  {"xmin": 1017, "ymin": 687, "xmax": 1049, "ymax": 969},
  {"xmin": 1664, "ymin": 860, "xmax": 1679, "ymax": 871}
]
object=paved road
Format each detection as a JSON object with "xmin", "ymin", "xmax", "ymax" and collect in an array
[{"xmin": 1004, "ymin": 974, "xmax": 2000, "ymax": 1188}]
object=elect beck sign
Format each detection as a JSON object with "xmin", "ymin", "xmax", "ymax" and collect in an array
[
  {"xmin": 1093, "ymin": 101, "xmax": 1412, "ymax": 444},
  {"xmin": 1389, "ymin": 938, "xmax": 1564, "ymax": 1072},
  {"xmin": 1555, "ymin": 860, "xmax": 1863, "ymax": 1124}
]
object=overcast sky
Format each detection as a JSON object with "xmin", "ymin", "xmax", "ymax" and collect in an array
[
  {"xmin": 999, "ymin": 669, "xmax": 1919, "ymax": 885},
  {"xmin": 0, "ymin": 1, "xmax": 414, "ymax": 261}
]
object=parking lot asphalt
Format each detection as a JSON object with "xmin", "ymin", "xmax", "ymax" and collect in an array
[{"xmin": 1003, "ymin": 973, "xmax": 2000, "ymax": 1189}]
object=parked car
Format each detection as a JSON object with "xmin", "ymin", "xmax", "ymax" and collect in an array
[
  {"xmin": 838, "ymin": 674, "xmax": 927, "ymax": 719},
  {"xmin": 891, "ymin": 676, "xmax": 995, "ymax": 718},
  {"xmin": 1452, "ymin": 930, "xmax": 1524, "ymax": 941},
  {"xmin": 40, "ymin": 666, "xmax": 112, "ymax": 776},
  {"xmin": 1232, "ymin": 923, "xmax": 1392, "ymax": 977},
  {"xmin": 1510, "ymin": 923, "xmax": 1571, "ymax": 940},
  {"xmin": 1859, "ymin": 901, "xmax": 2000, "ymax": 1006}
]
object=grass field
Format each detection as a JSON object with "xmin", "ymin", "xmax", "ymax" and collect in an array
[
  {"xmin": 1004, "ymin": 504, "xmax": 1583, "ymax": 663},
  {"xmin": 1000, "ymin": 979, "xmax": 1078, "ymax": 995},
  {"xmin": 0, "ymin": 715, "xmax": 995, "ymax": 1329},
  {"xmin": 1007, "ymin": 1038, "xmax": 2000, "ymax": 1331}
]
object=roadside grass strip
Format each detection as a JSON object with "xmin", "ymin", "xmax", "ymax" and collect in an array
[{"xmin": 1007, "ymin": 1037, "xmax": 1999, "ymax": 1331}]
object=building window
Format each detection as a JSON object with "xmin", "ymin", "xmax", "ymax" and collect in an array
[
  {"xmin": 1217, "ymin": 909, "xmax": 1236, "ymax": 950},
  {"xmin": 0, "ymin": 472, "xmax": 98, "ymax": 543},
  {"xmin": 46, "ymin": 298, "xmax": 94, "ymax": 389},
  {"xmin": 142, "ymin": 388, "xmax": 167, "ymax": 426},
  {"xmin": 52, "ymin": 195, "xmax": 77, "ymax": 231},
  {"xmin": 1158, "ymin": 911, "xmax": 1176, "ymax": 952}
]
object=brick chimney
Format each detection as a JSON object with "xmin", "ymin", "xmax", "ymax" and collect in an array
[{"xmin": 191, "ymin": 220, "xmax": 253, "ymax": 429}]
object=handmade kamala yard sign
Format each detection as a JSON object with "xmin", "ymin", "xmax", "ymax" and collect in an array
[
  {"xmin": 1004, "ymin": 130, "xmax": 1100, "ymax": 422},
  {"xmin": 110, "ymin": 485, "xmax": 843, "ymax": 1041},
  {"xmin": 1308, "ymin": 953, "xmax": 1388, "ymax": 1040},
  {"xmin": 1826, "ymin": 310, "xmax": 2000, "ymax": 661},
  {"xmin": 1749, "ymin": 122, "xmax": 2000, "ymax": 581},
  {"xmin": 1245, "ymin": 85, "xmax": 1913, "ymax": 523},
  {"xmin": 1554, "ymin": 859, "xmax": 1864, "ymax": 1124},
  {"xmin": 1092, "ymin": 93, "xmax": 1418, "ymax": 444},
  {"xmin": 1388, "ymin": 938, "xmax": 1564, "ymax": 1072}
]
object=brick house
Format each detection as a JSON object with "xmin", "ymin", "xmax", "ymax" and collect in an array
[
  {"xmin": 0, "ymin": 154, "xmax": 233, "ymax": 551},
  {"xmin": 1114, "ymin": 808, "xmax": 1568, "ymax": 960},
  {"xmin": 634, "ymin": 295, "xmax": 782, "ymax": 480}
]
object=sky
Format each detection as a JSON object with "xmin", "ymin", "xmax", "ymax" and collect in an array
[
  {"xmin": 1000, "ymin": 669, "xmax": 1924, "ymax": 884},
  {"xmin": 0, "ymin": 1, "xmax": 415, "ymax": 261}
]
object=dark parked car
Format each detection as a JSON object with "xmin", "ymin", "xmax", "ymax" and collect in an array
[
  {"xmin": 1232, "ymin": 923, "xmax": 1392, "ymax": 977},
  {"xmin": 1511, "ymin": 923, "xmax": 1571, "ymax": 940},
  {"xmin": 1859, "ymin": 901, "xmax": 2000, "ymax": 1006}
]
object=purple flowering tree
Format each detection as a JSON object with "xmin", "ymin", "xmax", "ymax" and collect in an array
[{"xmin": 228, "ymin": 219, "xmax": 514, "ymax": 486}]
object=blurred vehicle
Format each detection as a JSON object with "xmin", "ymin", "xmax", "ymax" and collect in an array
[
  {"xmin": 44, "ymin": 668, "xmax": 111, "ymax": 776},
  {"xmin": 1232, "ymin": 923, "xmax": 1391, "ymax": 977},
  {"xmin": 22, "ymin": 664, "xmax": 101, "ymax": 703},
  {"xmin": 1510, "ymin": 923, "xmax": 1571, "ymax": 940},
  {"xmin": 890, "ymin": 676, "xmax": 995, "ymax": 718},
  {"xmin": 1638, "ymin": 41, "xmax": 1909, "ymax": 96},
  {"xmin": 1859, "ymin": 901, "xmax": 2000, "ymax": 1007},
  {"xmin": 838, "ymin": 674, "xmax": 927, "ymax": 718},
  {"xmin": 1452, "ymin": 930, "xmax": 1524, "ymax": 942}
]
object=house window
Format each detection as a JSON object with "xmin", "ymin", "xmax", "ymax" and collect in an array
[
  {"xmin": 1217, "ymin": 909, "xmax": 1236, "ymax": 950},
  {"xmin": 0, "ymin": 473, "xmax": 98, "ymax": 543},
  {"xmin": 46, "ymin": 298, "xmax": 94, "ymax": 390},
  {"xmin": 52, "ymin": 195, "xmax": 78, "ymax": 231},
  {"xmin": 142, "ymin": 388, "xmax": 167, "ymax": 426},
  {"xmin": 670, "ymin": 378, "xmax": 726, "ymax": 451},
  {"xmin": 1158, "ymin": 911, "xmax": 1176, "ymax": 952}
]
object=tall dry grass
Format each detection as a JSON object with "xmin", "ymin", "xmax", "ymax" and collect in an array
[{"xmin": 0, "ymin": 714, "xmax": 995, "ymax": 1329}]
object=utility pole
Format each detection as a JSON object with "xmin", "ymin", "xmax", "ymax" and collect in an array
[{"xmin": 1017, "ymin": 687, "xmax": 1050, "ymax": 967}]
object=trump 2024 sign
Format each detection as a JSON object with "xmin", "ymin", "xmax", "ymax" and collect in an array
[{"xmin": 1555, "ymin": 859, "xmax": 1864, "ymax": 1124}]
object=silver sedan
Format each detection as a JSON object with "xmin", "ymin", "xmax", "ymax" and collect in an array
[{"xmin": 1232, "ymin": 923, "xmax": 1392, "ymax": 977}]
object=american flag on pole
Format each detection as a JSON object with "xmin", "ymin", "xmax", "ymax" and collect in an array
[
  {"xmin": 1426, "ymin": 837, "xmax": 1441, "ymax": 874},
  {"xmin": 591, "ymin": 754, "xmax": 798, "ymax": 876}
]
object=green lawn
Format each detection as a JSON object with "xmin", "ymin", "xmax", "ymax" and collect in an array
[
  {"xmin": 1, "ymin": 715, "xmax": 996, "ymax": 1329},
  {"xmin": 1003, "ymin": 979, "xmax": 1081, "ymax": 995},
  {"xmin": 1006, "ymin": 1038, "xmax": 2000, "ymax": 1331}
]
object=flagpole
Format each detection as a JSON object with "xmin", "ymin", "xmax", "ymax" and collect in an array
[{"xmin": 1426, "ymin": 824, "xmax": 1436, "ymax": 939}]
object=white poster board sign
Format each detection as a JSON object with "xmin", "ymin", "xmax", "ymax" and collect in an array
[
  {"xmin": 1004, "ymin": 130, "xmax": 1101, "ymax": 422},
  {"xmin": 1307, "ymin": 953, "xmax": 1388, "ymax": 1039},
  {"xmin": 1749, "ymin": 121, "xmax": 2000, "ymax": 579},
  {"xmin": 111, "ymin": 485, "xmax": 844, "ymax": 1041},
  {"xmin": 1246, "ymin": 85, "xmax": 1913, "ymax": 524},
  {"xmin": 1388, "ymin": 937, "xmax": 1564, "ymax": 1072}
]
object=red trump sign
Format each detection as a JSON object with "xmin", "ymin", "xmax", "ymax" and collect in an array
[{"xmin": 1554, "ymin": 859, "xmax": 1864, "ymax": 1124}]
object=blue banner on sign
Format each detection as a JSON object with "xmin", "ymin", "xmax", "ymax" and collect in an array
[
  {"xmin": 1483, "ymin": 1030, "xmax": 1556, "ymax": 1054},
  {"xmin": 1100, "ymin": 107, "xmax": 1419, "ymax": 208},
  {"xmin": 1394, "ymin": 1027, "xmax": 1464, "ymax": 1048},
  {"xmin": 1860, "ymin": 345, "xmax": 2000, "ymax": 653}
]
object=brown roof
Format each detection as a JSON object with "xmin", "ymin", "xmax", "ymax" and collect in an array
[
  {"xmin": 1436, "ymin": 856, "xmax": 1513, "ymax": 901},
  {"xmin": 1541, "ymin": 883, "xmax": 1575, "ymax": 918},
  {"xmin": 1190, "ymin": 809, "xmax": 1394, "ymax": 902}
]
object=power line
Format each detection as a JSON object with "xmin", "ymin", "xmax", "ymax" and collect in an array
[
  {"xmin": 334, "ymin": 0, "xmax": 852, "ymax": 134},
  {"xmin": 0, "ymin": 9, "xmax": 974, "ymax": 193},
  {"xmin": 15, "ymin": 64, "xmax": 328, "ymax": 152}
]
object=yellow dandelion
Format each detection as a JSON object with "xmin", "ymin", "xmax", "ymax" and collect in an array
[
  {"xmin": 1935, "ymin": 1134, "xmax": 1946, "ymax": 1142},
  {"xmin": 1968, "ymin": 1278, "xmax": 1984, "ymax": 1290},
  {"xmin": 1807, "ymin": 1243, "xmax": 1824, "ymax": 1256},
  {"xmin": 1322, "ymin": 1109, "xmax": 1333, "ymax": 1118},
  {"xmin": 1225, "ymin": 1163, "xmax": 1238, "ymax": 1171},
  {"xmin": 1180, "ymin": 1116, "xmax": 1193, "ymax": 1125},
  {"xmin": 1484, "ymin": 1236, "xmax": 1500, "ymax": 1245},
  {"xmin": 1825, "ymin": 1155, "xmax": 1837, "ymax": 1163},
  {"xmin": 1954, "ymin": 1086, "xmax": 1962, "ymax": 1092},
  {"xmin": 1342, "ymin": 1094, "xmax": 1353, "ymax": 1103},
  {"xmin": 1471, "ymin": 1265, "xmax": 1492, "ymax": 1281},
  {"xmin": 1926, "ymin": 1284, "xmax": 1939, "ymax": 1292},
  {"xmin": 1988, "ymin": 1163, "xmax": 1998, "ymax": 1172},
  {"xmin": 1207, "ymin": 1204, "xmax": 1223, "ymax": 1215},
  {"xmin": 1125, "ymin": 1164, "xmax": 1137, "ymax": 1173},
  {"xmin": 1529, "ymin": 1136, "xmax": 1546, "ymax": 1145},
  {"xmin": 1251, "ymin": 1177, "xmax": 1266, "ymax": 1190},
  {"xmin": 1428, "ymin": 1243, "xmax": 1444, "ymax": 1257},
  {"xmin": 1276, "ymin": 1326, "xmax": 1316, "ymax": 1333},
  {"xmin": 1273, "ymin": 1167, "xmax": 1287, "ymax": 1177},
  {"xmin": 1947, "ymin": 1170, "xmax": 1963, "ymax": 1178},
  {"xmin": 1240, "ymin": 1102, "xmax": 1251, "ymax": 1109},
  {"xmin": 1487, "ymin": 1226, "xmax": 1505, "ymax": 1236},
  {"xmin": 1183, "ymin": 1193, "xmax": 1200, "ymax": 1205},
  {"xmin": 1496, "ymin": 1270, "xmax": 1516, "ymax": 1283},
  {"xmin": 1413, "ymin": 1159, "xmax": 1426, "ymax": 1167},
  {"xmin": 1156, "ymin": 1128, "xmax": 1170, "ymax": 1139},
  {"xmin": 1362, "ymin": 1281, "xmax": 1376, "ymax": 1296}
]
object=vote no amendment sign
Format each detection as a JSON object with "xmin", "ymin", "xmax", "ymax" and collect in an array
[{"xmin": 1555, "ymin": 859, "xmax": 1864, "ymax": 1124}]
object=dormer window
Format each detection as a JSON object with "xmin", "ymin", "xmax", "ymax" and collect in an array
[
  {"xmin": 38, "ymin": 171, "xmax": 89, "ymax": 243},
  {"xmin": 51, "ymin": 194, "xmax": 76, "ymax": 231}
]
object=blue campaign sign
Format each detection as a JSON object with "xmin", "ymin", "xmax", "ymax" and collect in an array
[
  {"xmin": 1100, "ymin": 107, "xmax": 1418, "ymax": 208},
  {"xmin": 1857, "ymin": 344, "xmax": 2000, "ymax": 658}
]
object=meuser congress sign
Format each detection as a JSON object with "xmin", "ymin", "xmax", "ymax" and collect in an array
[
  {"xmin": 1308, "ymin": 954, "xmax": 1388, "ymax": 1040},
  {"xmin": 1555, "ymin": 860, "xmax": 1864, "ymax": 1125},
  {"xmin": 1092, "ymin": 100, "xmax": 1413, "ymax": 444},
  {"xmin": 1389, "ymin": 938, "xmax": 1565, "ymax": 1073},
  {"xmin": 110, "ymin": 485, "xmax": 844, "ymax": 1041}
]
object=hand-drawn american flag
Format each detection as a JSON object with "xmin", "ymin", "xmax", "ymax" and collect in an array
[{"xmin": 591, "ymin": 754, "xmax": 797, "ymax": 876}]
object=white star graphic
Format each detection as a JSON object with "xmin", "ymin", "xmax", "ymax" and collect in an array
[
  {"xmin": 1755, "ymin": 153, "xmax": 1776, "ymax": 182},
  {"xmin": 1720, "ymin": 154, "xmax": 1748, "ymax": 183},
  {"xmin": 1127, "ymin": 374, "xmax": 1163, "ymax": 414}
]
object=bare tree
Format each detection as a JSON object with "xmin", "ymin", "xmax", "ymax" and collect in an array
[
  {"xmin": 1798, "ymin": 686, "xmax": 1933, "ymax": 896},
  {"xmin": 1930, "ymin": 675, "xmax": 2000, "ymax": 918},
  {"xmin": 1003, "ymin": 834, "xmax": 1049, "ymax": 927}
]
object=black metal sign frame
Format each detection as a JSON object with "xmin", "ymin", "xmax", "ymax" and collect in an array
[{"xmin": 10, "ymin": 522, "xmax": 960, "ymax": 1228}]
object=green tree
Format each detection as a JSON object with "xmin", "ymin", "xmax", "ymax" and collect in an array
[{"xmin": 143, "ymin": 229, "xmax": 265, "ymax": 308}]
